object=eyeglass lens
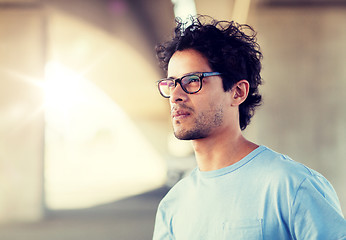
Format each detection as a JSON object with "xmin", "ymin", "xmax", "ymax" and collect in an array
[{"xmin": 159, "ymin": 75, "xmax": 201, "ymax": 97}]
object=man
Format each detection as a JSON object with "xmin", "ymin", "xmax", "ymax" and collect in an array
[{"xmin": 153, "ymin": 16, "xmax": 346, "ymax": 240}]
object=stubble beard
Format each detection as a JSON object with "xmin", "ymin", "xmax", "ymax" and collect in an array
[{"xmin": 173, "ymin": 107, "xmax": 224, "ymax": 141}]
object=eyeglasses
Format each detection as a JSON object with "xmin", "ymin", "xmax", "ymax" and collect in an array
[{"xmin": 157, "ymin": 72, "xmax": 221, "ymax": 98}]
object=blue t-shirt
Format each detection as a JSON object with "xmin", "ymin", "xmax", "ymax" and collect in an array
[{"xmin": 153, "ymin": 146, "xmax": 346, "ymax": 240}]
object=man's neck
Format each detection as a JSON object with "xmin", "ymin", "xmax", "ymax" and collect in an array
[{"xmin": 192, "ymin": 130, "xmax": 258, "ymax": 172}]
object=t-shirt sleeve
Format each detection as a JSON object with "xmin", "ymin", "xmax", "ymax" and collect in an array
[
  {"xmin": 290, "ymin": 177, "xmax": 346, "ymax": 240},
  {"xmin": 153, "ymin": 203, "xmax": 173, "ymax": 240}
]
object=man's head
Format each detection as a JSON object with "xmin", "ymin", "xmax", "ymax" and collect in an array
[{"xmin": 156, "ymin": 16, "xmax": 263, "ymax": 133}]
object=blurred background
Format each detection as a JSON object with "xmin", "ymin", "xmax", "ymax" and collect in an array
[{"xmin": 0, "ymin": 0, "xmax": 345, "ymax": 239}]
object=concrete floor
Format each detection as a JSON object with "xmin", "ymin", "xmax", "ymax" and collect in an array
[{"xmin": 0, "ymin": 187, "xmax": 169, "ymax": 240}]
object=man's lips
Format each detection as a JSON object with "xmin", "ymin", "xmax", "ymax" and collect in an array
[{"xmin": 171, "ymin": 110, "xmax": 191, "ymax": 119}]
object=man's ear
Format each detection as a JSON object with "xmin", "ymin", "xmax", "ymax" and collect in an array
[{"xmin": 231, "ymin": 80, "xmax": 250, "ymax": 106}]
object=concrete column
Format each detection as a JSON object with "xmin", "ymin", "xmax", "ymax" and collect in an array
[
  {"xmin": 194, "ymin": 0, "xmax": 234, "ymax": 20},
  {"xmin": 0, "ymin": 4, "xmax": 45, "ymax": 222}
]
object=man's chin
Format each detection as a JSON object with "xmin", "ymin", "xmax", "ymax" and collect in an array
[{"xmin": 173, "ymin": 129, "xmax": 206, "ymax": 141}]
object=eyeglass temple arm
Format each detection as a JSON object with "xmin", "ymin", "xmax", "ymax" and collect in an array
[{"xmin": 203, "ymin": 72, "xmax": 221, "ymax": 77}]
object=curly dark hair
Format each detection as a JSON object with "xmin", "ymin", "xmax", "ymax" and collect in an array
[{"xmin": 156, "ymin": 16, "xmax": 263, "ymax": 130}]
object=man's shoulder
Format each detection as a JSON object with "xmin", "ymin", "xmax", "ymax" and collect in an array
[
  {"xmin": 254, "ymin": 146, "xmax": 334, "ymax": 194},
  {"xmin": 255, "ymin": 146, "xmax": 322, "ymax": 179}
]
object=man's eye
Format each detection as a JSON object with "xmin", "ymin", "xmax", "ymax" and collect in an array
[{"xmin": 184, "ymin": 76, "xmax": 200, "ymax": 83}]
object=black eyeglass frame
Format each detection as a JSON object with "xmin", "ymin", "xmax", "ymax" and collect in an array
[{"xmin": 157, "ymin": 72, "xmax": 222, "ymax": 98}]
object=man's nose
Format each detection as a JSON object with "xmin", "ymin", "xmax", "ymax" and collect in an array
[{"xmin": 170, "ymin": 83, "xmax": 187, "ymax": 104}]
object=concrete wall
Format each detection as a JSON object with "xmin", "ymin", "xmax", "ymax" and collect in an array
[
  {"xmin": 0, "ymin": 4, "xmax": 45, "ymax": 222},
  {"xmin": 0, "ymin": 0, "xmax": 176, "ymax": 222}
]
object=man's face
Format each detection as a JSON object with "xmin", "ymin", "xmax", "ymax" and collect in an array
[{"xmin": 167, "ymin": 49, "xmax": 232, "ymax": 140}]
